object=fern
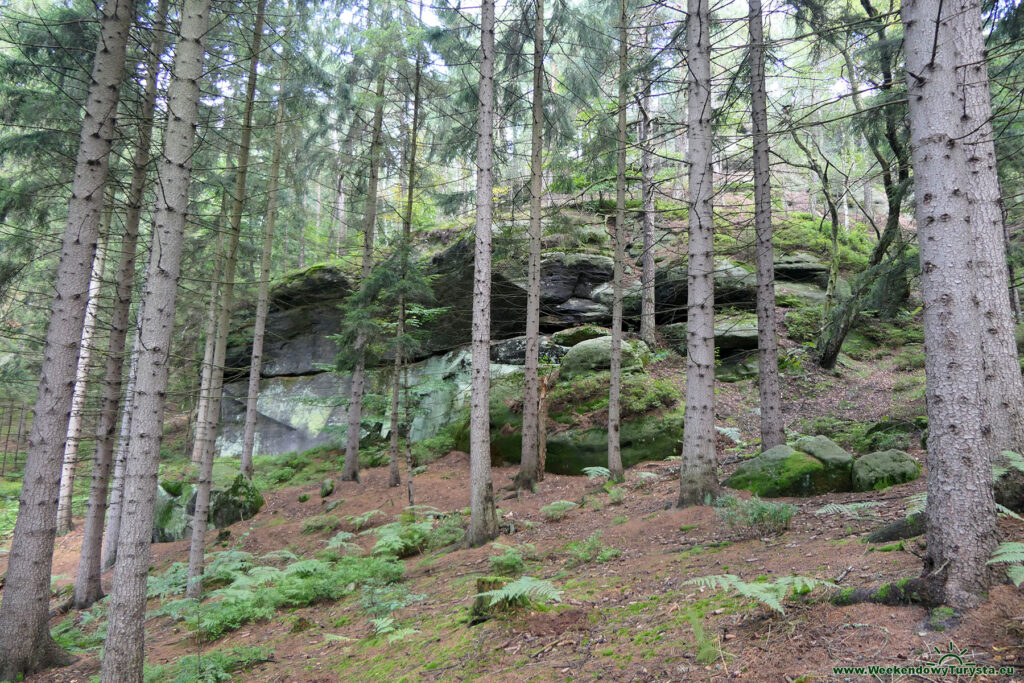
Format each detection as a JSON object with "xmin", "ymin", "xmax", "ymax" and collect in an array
[
  {"xmin": 475, "ymin": 576, "xmax": 562, "ymax": 607},
  {"xmin": 906, "ymin": 493, "xmax": 927, "ymax": 517},
  {"xmin": 147, "ymin": 562, "xmax": 188, "ymax": 598},
  {"xmin": 325, "ymin": 531, "xmax": 359, "ymax": 551},
  {"xmin": 993, "ymin": 450, "xmax": 1024, "ymax": 479},
  {"xmin": 988, "ymin": 542, "xmax": 1024, "ymax": 587},
  {"xmin": 345, "ymin": 509, "xmax": 383, "ymax": 531},
  {"xmin": 582, "ymin": 466, "xmax": 611, "ymax": 481},
  {"xmin": 814, "ymin": 502, "xmax": 883, "ymax": 519},
  {"xmin": 685, "ymin": 574, "xmax": 835, "ymax": 614},
  {"xmin": 540, "ymin": 500, "xmax": 577, "ymax": 521},
  {"xmin": 259, "ymin": 549, "xmax": 298, "ymax": 563},
  {"xmin": 997, "ymin": 504, "xmax": 1024, "ymax": 522}
]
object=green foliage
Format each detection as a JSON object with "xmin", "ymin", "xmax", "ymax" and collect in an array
[
  {"xmin": 488, "ymin": 543, "xmax": 536, "ymax": 576},
  {"xmin": 345, "ymin": 509, "xmax": 383, "ymax": 531},
  {"xmin": 784, "ymin": 307, "xmax": 822, "ymax": 344},
  {"xmin": 685, "ymin": 574, "xmax": 835, "ymax": 614},
  {"xmin": 368, "ymin": 520, "xmax": 433, "ymax": 558},
  {"xmin": 547, "ymin": 371, "xmax": 680, "ymax": 423},
  {"xmin": 475, "ymin": 576, "xmax": 562, "ymax": 608},
  {"xmin": 685, "ymin": 611, "xmax": 721, "ymax": 665},
  {"xmin": 774, "ymin": 212, "xmax": 871, "ymax": 271},
  {"xmin": 988, "ymin": 542, "xmax": 1024, "ymax": 587},
  {"xmin": 813, "ymin": 502, "xmax": 883, "ymax": 520},
  {"xmin": 143, "ymin": 646, "xmax": 272, "ymax": 683},
  {"xmin": 359, "ymin": 584, "xmax": 425, "ymax": 618},
  {"xmin": 799, "ymin": 416, "xmax": 923, "ymax": 454},
  {"xmin": 583, "ymin": 466, "xmax": 611, "ymax": 481},
  {"xmin": 607, "ymin": 487, "xmax": 625, "ymax": 505},
  {"xmin": 565, "ymin": 532, "xmax": 621, "ymax": 567},
  {"xmin": 425, "ymin": 511, "xmax": 466, "ymax": 550},
  {"xmin": 540, "ymin": 500, "xmax": 577, "ymax": 521},
  {"xmin": 148, "ymin": 562, "xmax": 189, "ymax": 599},
  {"xmin": 714, "ymin": 495, "xmax": 796, "ymax": 538},
  {"xmin": 301, "ymin": 515, "xmax": 342, "ymax": 535},
  {"xmin": 325, "ymin": 531, "xmax": 359, "ymax": 552}
]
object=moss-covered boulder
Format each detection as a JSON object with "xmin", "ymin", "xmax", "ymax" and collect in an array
[
  {"xmin": 723, "ymin": 445, "xmax": 835, "ymax": 497},
  {"xmin": 654, "ymin": 258, "xmax": 757, "ymax": 324},
  {"xmin": 774, "ymin": 252, "xmax": 829, "ymax": 284},
  {"xmin": 551, "ymin": 325, "xmax": 609, "ymax": 347},
  {"xmin": 542, "ymin": 413, "xmax": 685, "ymax": 474},
  {"xmin": 209, "ymin": 474, "xmax": 265, "ymax": 528},
  {"xmin": 558, "ymin": 336, "xmax": 648, "ymax": 380},
  {"xmin": 852, "ymin": 450, "xmax": 920, "ymax": 492},
  {"xmin": 661, "ymin": 314, "xmax": 760, "ymax": 357},
  {"xmin": 792, "ymin": 435, "xmax": 853, "ymax": 492},
  {"xmin": 152, "ymin": 484, "xmax": 193, "ymax": 543}
]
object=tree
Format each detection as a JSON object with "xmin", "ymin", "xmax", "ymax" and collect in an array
[
  {"xmin": 342, "ymin": 68, "xmax": 387, "ymax": 483},
  {"xmin": 0, "ymin": 0, "xmax": 135, "ymax": 676},
  {"xmin": 73, "ymin": 0, "xmax": 171, "ymax": 609},
  {"xmin": 748, "ymin": 0, "xmax": 784, "ymax": 450},
  {"xmin": 677, "ymin": 0, "xmax": 718, "ymax": 507},
  {"xmin": 241, "ymin": 63, "xmax": 288, "ymax": 480},
  {"xmin": 607, "ymin": 0, "xmax": 628, "ymax": 483},
  {"xmin": 514, "ymin": 0, "xmax": 544, "ymax": 492},
  {"xmin": 902, "ymin": 0, "xmax": 1000, "ymax": 607},
  {"xmin": 100, "ymin": 0, "xmax": 215, "ymax": 673},
  {"xmin": 186, "ymin": 0, "xmax": 267, "ymax": 599},
  {"xmin": 637, "ymin": 28, "xmax": 657, "ymax": 349},
  {"xmin": 465, "ymin": 0, "xmax": 500, "ymax": 548}
]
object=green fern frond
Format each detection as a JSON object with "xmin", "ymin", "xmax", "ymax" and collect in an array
[
  {"xmin": 582, "ymin": 466, "xmax": 611, "ymax": 481},
  {"xmin": 997, "ymin": 504, "xmax": 1024, "ymax": 522},
  {"xmin": 1007, "ymin": 566, "xmax": 1024, "ymax": 587},
  {"xmin": 995, "ymin": 451, "xmax": 1024, "ymax": 480},
  {"xmin": 988, "ymin": 542, "xmax": 1024, "ymax": 565},
  {"xmin": 684, "ymin": 574, "xmax": 833, "ymax": 614},
  {"xmin": 259, "ymin": 549, "xmax": 299, "ymax": 563},
  {"xmin": 371, "ymin": 616, "xmax": 395, "ymax": 635},
  {"xmin": 814, "ymin": 502, "xmax": 883, "ymax": 519},
  {"xmin": 387, "ymin": 627, "xmax": 420, "ymax": 643},
  {"xmin": 325, "ymin": 531, "xmax": 359, "ymax": 551},
  {"xmin": 906, "ymin": 493, "xmax": 927, "ymax": 517},
  {"xmin": 476, "ymin": 576, "xmax": 562, "ymax": 607}
]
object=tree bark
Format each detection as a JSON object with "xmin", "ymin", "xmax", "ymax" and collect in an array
[
  {"xmin": 638, "ymin": 30, "xmax": 656, "ymax": 348},
  {"xmin": 902, "ymin": 0, "xmax": 999, "ymax": 608},
  {"xmin": 73, "ymin": 0, "xmax": 170, "ymax": 609},
  {"xmin": 607, "ymin": 0, "xmax": 627, "ymax": 483},
  {"xmin": 677, "ymin": 0, "xmax": 719, "ymax": 507},
  {"xmin": 102, "ymin": 317, "xmax": 141, "ymax": 570},
  {"xmin": 0, "ymin": 0, "xmax": 134, "ymax": 676},
  {"xmin": 56, "ymin": 211, "xmax": 110, "ymax": 535},
  {"xmin": 186, "ymin": 0, "xmax": 265, "ymax": 599},
  {"xmin": 748, "ymin": 0, "xmax": 784, "ymax": 450},
  {"xmin": 342, "ymin": 70, "xmax": 386, "ymax": 483},
  {"xmin": 240, "ymin": 64, "xmax": 287, "ymax": 480},
  {"xmin": 465, "ymin": 0, "xmax": 499, "ymax": 547},
  {"xmin": 99, "ymin": 0, "xmax": 213, "ymax": 675},
  {"xmin": 515, "ymin": 0, "xmax": 544, "ymax": 492}
]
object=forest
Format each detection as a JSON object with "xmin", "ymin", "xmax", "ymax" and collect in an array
[{"xmin": 1, "ymin": 0, "xmax": 1024, "ymax": 678}]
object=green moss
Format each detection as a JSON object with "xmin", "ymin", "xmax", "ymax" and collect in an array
[{"xmin": 872, "ymin": 583, "xmax": 891, "ymax": 601}]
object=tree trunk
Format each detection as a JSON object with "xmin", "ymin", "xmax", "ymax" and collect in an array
[
  {"xmin": 465, "ymin": 0, "xmax": 499, "ymax": 547},
  {"xmin": 186, "ymin": 0, "xmax": 265, "ymax": 599},
  {"xmin": 342, "ymin": 70, "xmax": 386, "ymax": 483},
  {"xmin": 748, "ymin": 0, "xmax": 784, "ymax": 450},
  {"xmin": 677, "ymin": 0, "xmax": 718, "ymax": 507},
  {"xmin": 515, "ymin": 0, "xmax": 544, "ymax": 492},
  {"xmin": 638, "ymin": 34, "xmax": 657, "ymax": 348},
  {"xmin": 902, "ymin": 0, "xmax": 998, "ymax": 608},
  {"xmin": 56, "ymin": 211, "xmax": 110, "ymax": 535},
  {"xmin": 607, "ymin": 0, "xmax": 627, "ymax": 483},
  {"xmin": 102, "ymin": 318, "xmax": 141, "ymax": 570},
  {"xmin": 73, "ymin": 0, "xmax": 170, "ymax": 609},
  {"xmin": 0, "ymin": 0, "xmax": 134, "ymax": 675},
  {"xmin": 190, "ymin": 190, "xmax": 227, "ymax": 463},
  {"xmin": 99, "ymin": 0, "xmax": 213, "ymax": 675},
  {"xmin": 240, "ymin": 64, "xmax": 287, "ymax": 480}
]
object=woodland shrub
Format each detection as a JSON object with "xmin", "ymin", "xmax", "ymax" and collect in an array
[{"xmin": 714, "ymin": 495, "xmax": 795, "ymax": 538}]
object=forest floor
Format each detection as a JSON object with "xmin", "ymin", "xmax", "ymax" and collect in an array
[{"xmin": 8, "ymin": 329, "xmax": 1024, "ymax": 682}]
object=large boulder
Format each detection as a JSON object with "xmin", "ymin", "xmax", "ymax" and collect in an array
[
  {"xmin": 792, "ymin": 435, "xmax": 853, "ymax": 492},
  {"xmin": 209, "ymin": 474, "xmax": 265, "ymax": 528},
  {"xmin": 724, "ymin": 444, "xmax": 836, "ymax": 497},
  {"xmin": 774, "ymin": 252, "xmax": 829, "ymax": 285},
  {"xmin": 489, "ymin": 336, "xmax": 570, "ymax": 365},
  {"xmin": 852, "ymin": 450, "xmax": 920, "ymax": 492},
  {"xmin": 152, "ymin": 485, "xmax": 193, "ymax": 543},
  {"xmin": 654, "ymin": 258, "xmax": 757, "ymax": 324},
  {"xmin": 662, "ymin": 316, "xmax": 759, "ymax": 358},
  {"xmin": 558, "ymin": 336, "xmax": 648, "ymax": 380},
  {"xmin": 539, "ymin": 252, "xmax": 614, "ymax": 304}
]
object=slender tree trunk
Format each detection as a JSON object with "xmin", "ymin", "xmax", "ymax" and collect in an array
[
  {"xmin": 73, "ymin": 0, "xmax": 170, "ymax": 609},
  {"xmin": 100, "ymin": 0, "xmax": 212, "ymax": 675},
  {"xmin": 186, "ymin": 0, "xmax": 265, "ymax": 599},
  {"xmin": 102, "ymin": 319, "xmax": 141, "ymax": 570},
  {"xmin": 342, "ymin": 71, "xmax": 386, "ymax": 483},
  {"xmin": 388, "ymin": 24, "xmax": 424, "ymax": 489},
  {"xmin": 56, "ymin": 212, "xmax": 110, "ymax": 535},
  {"xmin": 404, "ymin": 365, "xmax": 414, "ymax": 505},
  {"xmin": 677, "ymin": 0, "xmax": 719, "ymax": 507},
  {"xmin": 0, "ymin": 0, "xmax": 134, "ymax": 675},
  {"xmin": 465, "ymin": 0, "xmax": 499, "ymax": 547},
  {"xmin": 515, "ymin": 0, "xmax": 544, "ymax": 492},
  {"xmin": 240, "ymin": 66, "xmax": 287, "ymax": 480},
  {"xmin": 902, "ymin": 0, "xmax": 999, "ymax": 608},
  {"xmin": 607, "ymin": 0, "xmax": 628, "ymax": 483},
  {"xmin": 334, "ymin": 173, "xmax": 346, "ymax": 255},
  {"xmin": 748, "ymin": 0, "xmax": 784, "ymax": 450},
  {"xmin": 638, "ymin": 39, "xmax": 657, "ymax": 348},
  {"xmin": 190, "ymin": 191, "xmax": 227, "ymax": 463}
]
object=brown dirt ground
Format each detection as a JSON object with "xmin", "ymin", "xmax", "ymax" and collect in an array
[{"xmin": 10, "ymin": 347, "xmax": 1024, "ymax": 683}]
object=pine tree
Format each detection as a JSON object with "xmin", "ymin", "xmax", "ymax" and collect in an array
[{"xmin": 0, "ymin": 0, "xmax": 135, "ymax": 676}]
